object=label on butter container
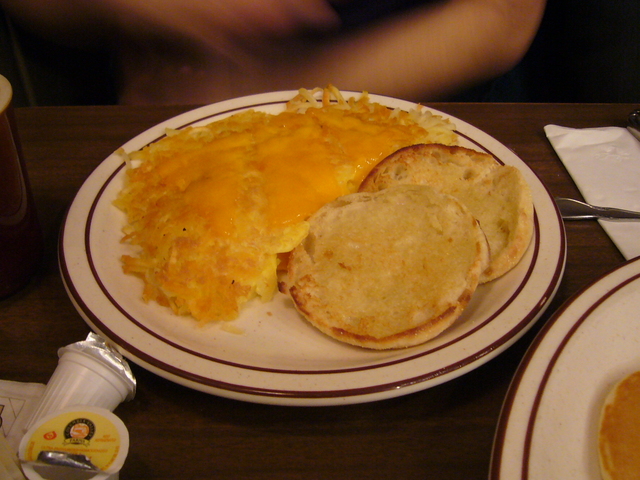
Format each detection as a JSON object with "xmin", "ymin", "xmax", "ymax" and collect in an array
[{"xmin": 19, "ymin": 406, "xmax": 128, "ymax": 480}]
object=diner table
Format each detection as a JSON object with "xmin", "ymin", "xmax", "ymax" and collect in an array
[{"xmin": 1, "ymin": 102, "xmax": 635, "ymax": 479}]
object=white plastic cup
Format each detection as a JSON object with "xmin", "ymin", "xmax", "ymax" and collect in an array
[{"xmin": 25, "ymin": 349, "xmax": 134, "ymax": 431}]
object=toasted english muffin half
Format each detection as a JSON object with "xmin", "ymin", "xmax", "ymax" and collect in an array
[
  {"xmin": 283, "ymin": 185, "xmax": 489, "ymax": 350},
  {"xmin": 599, "ymin": 370, "xmax": 640, "ymax": 480},
  {"xmin": 359, "ymin": 143, "xmax": 534, "ymax": 283}
]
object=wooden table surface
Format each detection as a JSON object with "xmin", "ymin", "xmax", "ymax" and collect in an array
[{"xmin": 1, "ymin": 102, "xmax": 635, "ymax": 479}]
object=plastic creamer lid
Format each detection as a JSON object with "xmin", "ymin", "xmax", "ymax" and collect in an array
[
  {"xmin": 18, "ymin": 406, "xmax": 129, "ymax": 480},
  {"xmin": 59, "ymin": 333, "xmax": 136, "ymax": 401}
]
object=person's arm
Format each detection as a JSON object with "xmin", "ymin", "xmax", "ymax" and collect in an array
[{"xmin": 290, "ymin": 0, "xmax": 547, "ymax": 101}]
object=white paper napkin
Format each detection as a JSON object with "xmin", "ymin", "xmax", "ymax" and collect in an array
[{"xmin": 545, "ymin": 124, "xmax": 640, "ymax": 260}]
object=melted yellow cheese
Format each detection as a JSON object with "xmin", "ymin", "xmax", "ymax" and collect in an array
[{"xmin": 255, "ymin": 112, "xmax": 346, "ymax": 227}]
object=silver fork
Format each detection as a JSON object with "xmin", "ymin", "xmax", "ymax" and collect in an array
[{"xmin": 555, "ymin": 197, "xmax": 640, "ymax": 220}]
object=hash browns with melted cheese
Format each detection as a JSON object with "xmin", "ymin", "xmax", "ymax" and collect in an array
[{"xmin": 114, "ymin": 86, "xmax": 457, "ymax": 323}]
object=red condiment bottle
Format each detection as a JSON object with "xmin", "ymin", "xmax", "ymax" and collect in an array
[{"xmin": 0, "ymin": 75, "xmax": 43, "ymax": 298}]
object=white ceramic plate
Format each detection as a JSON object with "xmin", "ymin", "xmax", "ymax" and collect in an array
[
  {"xmin": 59, "ymin": 90, "xmax": 565, "ymax": 406},
  {"xmin": 491, "ymin": 256, "xmax": 640, "ymax": 478}
]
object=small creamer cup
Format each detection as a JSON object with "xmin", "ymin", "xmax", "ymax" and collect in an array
[{"xmin": 26, "ymin": 334, "xmax": 136, "ymax": 431}]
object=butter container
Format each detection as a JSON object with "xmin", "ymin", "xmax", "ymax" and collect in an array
[{"xmin": 19, "ymin": 406, "xmax": 129, "ymax": 480}]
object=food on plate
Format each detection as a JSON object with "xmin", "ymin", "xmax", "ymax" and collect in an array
[
  {"xmin": 598, "ymin": 370, "xmax": 640, "ymax": 480},
  {"xmin": 359, "ymin": 143, "xmax": 533, "ymax": 282},
  {"xmin": 114, "ymin": 86, "xmax": 457, "ymax": 323},
  {"xmin": 281, "ymin": 185, "xmax": 490, "ymax": 349}
]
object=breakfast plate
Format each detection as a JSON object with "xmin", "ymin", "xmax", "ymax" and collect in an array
[
  {"xmin": 490, "ymin": 256, "xmax": 640, "ymax": 479},
  {"xmin": 59, "ymin": 90, "xmax": 565, "ymax": 406}
]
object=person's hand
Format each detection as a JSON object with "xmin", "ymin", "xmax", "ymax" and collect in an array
[
  {"xmin": 106, "ymin": 0, "xmax": 340, "ymax": 48},
  {"xmin": 0, "ymin": 0, "xmax": 341, "ymax": 52}
]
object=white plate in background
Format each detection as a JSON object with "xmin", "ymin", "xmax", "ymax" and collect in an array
[{"xmin": 491, "ymin": 256, "xmax": 640, "ymax": 478}]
